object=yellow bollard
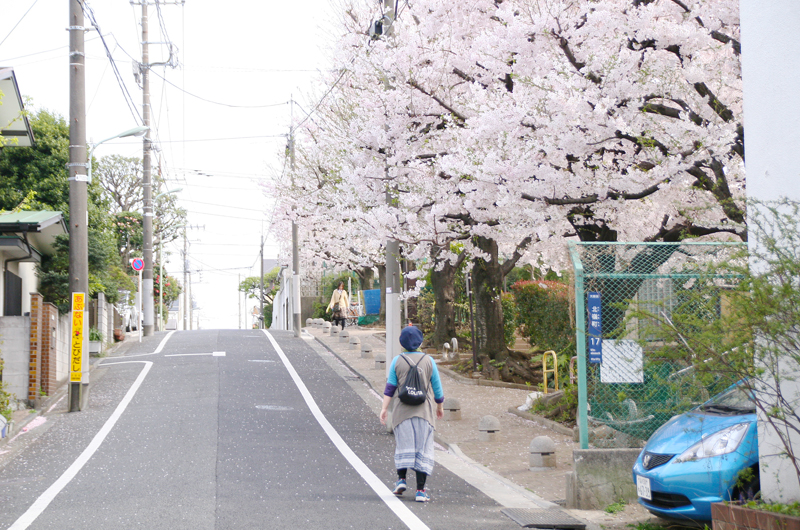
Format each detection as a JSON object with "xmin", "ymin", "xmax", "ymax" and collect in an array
[{"xmin": 542, "ymin": 350, "xmax": 558, "ymax": 394}]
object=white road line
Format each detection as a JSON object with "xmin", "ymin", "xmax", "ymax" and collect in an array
[
  {"xmin": 164, "ymin": 351, "xmax": 225, "ymax": 357},
  {"xmin": 263, "ymin": 330, "xmax": 429, "ymax": 530},
  {"xmin": 119, "ymin": 330, "xmax": 176, "ymax": 358},
  {"xmin": 9, "ymin": 361, "xmax": 153, "ymax": 530}
]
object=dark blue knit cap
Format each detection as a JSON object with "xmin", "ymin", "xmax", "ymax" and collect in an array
[{"xmin": 399, "ymin": 326, "xmax": 424, "ymax": 352}]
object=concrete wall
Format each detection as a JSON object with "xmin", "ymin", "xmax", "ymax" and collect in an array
[
  {"xmin": 0, "ymin": 316, "xmax": 30, "ymax": 403},
  {"xmin": 56, "ymin": 312, "xmax": 70, "ymax": 383},
  {"xmin": 741, "ymin": 0, "xmax": 800, "ymax": 504},
  {"xmin": 566, "ymin": 448, "xmax": 641, "ymax": 510}
]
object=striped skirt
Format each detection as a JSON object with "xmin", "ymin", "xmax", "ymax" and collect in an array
[{"xmin": 393, "ymin": 417, "xmax": 435, "ymax": 475}]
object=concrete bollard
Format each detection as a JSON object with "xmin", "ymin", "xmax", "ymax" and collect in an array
[
  {"xmin": 330, "ymin": 326, "xmax": 340, "ymax": 337},
  {"xmin": 339, "ymin": 329, "xmax": 350, "ymax": 343},
  {"xmin": 478, "ymin": 415, "xmax": 501, "ymax": 442},
  {"xmin": 374, "ymin": 357, "xmax": 386, "ymax": 370},
  {"xmin": 360, "ymin": 344, "xmax": 373, "ymax": 358},
  {"xmin": 306, "ymin": 318, "xmax": 313, "ymax": 327},
  {"xmin": 313, "ymin": 318, "xmax": 324, "ymax": 328},
  {"xmin": 322, "ymin": 322, "xmax": 332, "ymax": 334},
  {"xmin": 349, "ymin": 336, "xmax": 361, "ymax": 350},
  {"xmin": 443, "ymin": 397, "xmax": 462, "ymax": 421},
  {"xmin": 529, "ymin": 436, "xmax": 557, "ymax": 469}
]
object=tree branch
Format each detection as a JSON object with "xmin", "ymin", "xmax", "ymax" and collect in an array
[{"xmin": 408, "ymin": 79, "xmax": 468, "ymax": 123}]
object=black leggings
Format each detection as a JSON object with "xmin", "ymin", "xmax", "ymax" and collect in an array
[
  {"xmin": 333, "ymin": 316, "xmax": 345, "ymax": 329},
  {"xmin": 397, "ymin": 468, "xmax": 427, "ymax": 490}
]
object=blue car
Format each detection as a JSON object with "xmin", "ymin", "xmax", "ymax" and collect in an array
[{"xmin": 632, "ymin": 383, "xmax": 758, "ymax": 522}]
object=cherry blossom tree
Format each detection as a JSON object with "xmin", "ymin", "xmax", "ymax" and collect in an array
[{"xmin": 271, "ymin": 0, "xmax": 744, "ymax": 379}]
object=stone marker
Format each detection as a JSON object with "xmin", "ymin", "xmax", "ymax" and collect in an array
[
  {"xmin": 322, "ymin": 321, "xmax": 332, "ymax": 334},
  {"xmin": 330, "ymin": 326, "xmax": 340, "ymax": 337},
  {"xmin": 306, "ymin": 318, "xmax": 313, "ymax": 327},
  {"xmin": 443, "ymin": 397, "xmax": 461, "ymax": 421},
  {"xmin": 374, "ymin": 357, "xmax": 386, "ymax": 370},
  {"xmin": 478, "ymin": 415, "xmax": 501, "ymax": 442},
  {"xmin": 339, "ymin": 329, "xmax": 350, "ymax": 343},
  {"xmin": 529, "ymin": 436, "xmax": 556, "ymax": 469},
  {"xmin": 360, "ymin": 344, "xmax": 373, "ymax": 358},
  {"xmin": 349, "ymin": 336, "xmax": 361, "ymax": 350}
]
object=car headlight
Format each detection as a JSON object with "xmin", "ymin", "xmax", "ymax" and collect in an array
[{"xmin": 673, "ymin": 422, "xmax": 750, "ymax": 463}]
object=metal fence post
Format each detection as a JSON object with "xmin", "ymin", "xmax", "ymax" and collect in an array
[{"xmin": 569, "ymin": 242, "xmax": 590, "ymax": 449}]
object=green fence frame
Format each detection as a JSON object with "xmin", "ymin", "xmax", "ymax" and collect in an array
[{"xmin": 569, "ymin": 241, "xmax": 746, "ymax": 449}]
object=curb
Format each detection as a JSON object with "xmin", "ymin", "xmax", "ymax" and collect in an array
[
  {"xmin": 437, "ymin": 366, "xmax": 535, "ymax": 391},
  {"xmin": 507, "ymin": 407, "xmax": 576, "ymax": 437}
]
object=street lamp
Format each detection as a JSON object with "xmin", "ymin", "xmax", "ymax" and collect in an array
[
  {"xmin": 154, "ymin": 188, "xmax": 182, "ymax": 331},
  {"xmin": 87, "ymin": 125, "xmax": 149, "ymax": 182}
]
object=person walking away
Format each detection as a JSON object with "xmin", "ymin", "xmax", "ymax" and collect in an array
[
  {"xmin": 380, "ymin": 326, "xmax": 444, "ymax": 502},
  {"xmin": 326, "ymin": 281, "xmax": 350, "ymax": 329}
]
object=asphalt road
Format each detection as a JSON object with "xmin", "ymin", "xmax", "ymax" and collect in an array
[{"xmin": 0, "ymin": 329, "xmax": 520, "ymax": 529}]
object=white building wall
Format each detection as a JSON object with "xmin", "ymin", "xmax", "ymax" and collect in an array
[
  {"xmin": 19, "ymin": 262, "xmax": 37, "ymax": 316},
  {"xmin": 741, "ymin": 0, "xmax": 800, "ymax": 503},
  {"xmin": 271, "ymin": 269, "xmax": 294, "ymax": 331}
]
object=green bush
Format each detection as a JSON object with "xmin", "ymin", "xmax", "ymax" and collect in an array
[
  {"xmin": 501, "ymin": 292, "xmax": 517, "ymax": 347},
  {"xmin": 511, "ymin": 280, "xmax": 575, "ymax": 355},
  {"xmin": 0, "ymin": 361, "xmax": 13, "ymax": 422},
  {"xmin": 311, "ymin": 301, "xmax": 330, "ymax": 321}
]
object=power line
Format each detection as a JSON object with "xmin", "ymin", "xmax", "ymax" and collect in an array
[
  {"xmin": 79, "ymin": 3, "xmax": 143, "ymax": 124},
  {"xmin": 0, "ymin": 0, "xmax": 40, "ymax": 49},
  {"xmin": 148, "ymin": 67, "xmax": 291, "ymax": 109}
]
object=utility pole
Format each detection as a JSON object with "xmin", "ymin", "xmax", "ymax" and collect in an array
[
  {"xmin": 141, "ymin": 1, "xmax": 155, "ymax": 337},
  {"xmin": 68, "ymin": 0, "xmax": 88, "ymax": 412},
  {"xmin": 183, "ymin": 228, "xmax": 188, "ymax": 330},
  {"xmin": 259, "ymin": 235, "xmax": 264, "ymax": 329},
  {"xmin": 382, "ymin": 0, "xmax": 401, "ymax": 377},
  {"xmin": 290, "ymin": 99, "xmax": 301, "ymax": 337}
]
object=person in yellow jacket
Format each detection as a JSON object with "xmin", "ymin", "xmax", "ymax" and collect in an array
[{"xmin": 326, "ymin": 281, "xmax": 350, "ymax": 329}]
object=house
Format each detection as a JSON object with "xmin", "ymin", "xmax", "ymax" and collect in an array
[
  {"xmin": 0, "ymin": 211, "xmax": 68, "ymax": 407},
  {"xmin": 0, "ymin": 211, "xmax": 67, "ymax": 316}
]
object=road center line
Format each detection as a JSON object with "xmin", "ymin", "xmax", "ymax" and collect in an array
[
  {"xmin": 263, "ymin": 330, "xmax": 429, "ymax": 530},
  {"xmin": 9, "ymin": 361, "xmax": 153, "ymax": 530}
]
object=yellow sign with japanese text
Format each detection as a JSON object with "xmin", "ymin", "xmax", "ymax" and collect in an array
[
  {"xmin": 72, "ymin": 292, "xmax": 85, "ymax": 312},
  {"xmin": 70, "ymin": 293, "xmax": 85, "ymax": 383}
]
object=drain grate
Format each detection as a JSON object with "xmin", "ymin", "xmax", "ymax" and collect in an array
[{"xmin": 501, "ymin": 508, "xmax": 586, "ymax": 529}]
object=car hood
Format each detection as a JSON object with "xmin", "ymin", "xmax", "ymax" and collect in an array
[{"xmin": 644, "ymin": 411, "xmax": 755, "ymax": 454}]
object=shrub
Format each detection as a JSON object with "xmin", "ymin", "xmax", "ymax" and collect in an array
[
  {"xmin": 511, "ymin": 280, "xmax": 575, "ymax": 355},
  {"xmin": 501, "ymin": 292, "xmax": 517, "ymax": 347}
]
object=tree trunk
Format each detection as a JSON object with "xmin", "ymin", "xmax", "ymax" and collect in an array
[
  {"xmin": 356, "ymin": 266, "xmax": 374, "ymax": 291},
  {"xmin": 430, "ymin": 255, "xmax": 457, "ymax": 348},
  {"xmin": 377, "ymin": 264, "xmax": 386, "ymax": 321},
  {"xmin": 472, "ymin": 236, "xmax": 509, "ymax": 362}
]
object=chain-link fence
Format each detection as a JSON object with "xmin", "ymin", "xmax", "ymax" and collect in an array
[{"xmin": 569, "ymin": 242, "xmax": 746, "ymax": 448}]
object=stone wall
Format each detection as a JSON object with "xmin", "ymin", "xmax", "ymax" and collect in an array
[{"xmin": 566, "ymin": 448, "xmax": 641, "ymax": 510}]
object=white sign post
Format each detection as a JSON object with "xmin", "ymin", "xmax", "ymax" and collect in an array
[{"xmin": 131, "ymin": 258, "xmax": 145, "ymax": 342}]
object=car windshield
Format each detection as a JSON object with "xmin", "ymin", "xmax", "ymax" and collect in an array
[{"xmin": 699, "ymin": 385, "xmax": 756, "ymax": 415}]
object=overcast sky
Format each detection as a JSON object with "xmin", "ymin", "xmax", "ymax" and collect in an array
[{"xmin": 0, "ymin": 0, "xmax": 344, "ymax": 328}]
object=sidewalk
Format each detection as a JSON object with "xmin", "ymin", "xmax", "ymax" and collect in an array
[{"xmin": 306, "ymin": 324, "xmax": 658, "ymax": 530}]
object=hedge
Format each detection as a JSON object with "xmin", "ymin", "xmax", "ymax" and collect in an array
[{"xmin": 511, "ymin": 280, "xmax": 575, "ymax": 355}]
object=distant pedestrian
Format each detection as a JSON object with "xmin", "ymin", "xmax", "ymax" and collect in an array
[
  {"xmin": 326, "ymin": 281, "xmax": 349, "ymax": 329},
  {"xmin": 380, "ymin": 326, "xmax": 444, "ymax": 502}
]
